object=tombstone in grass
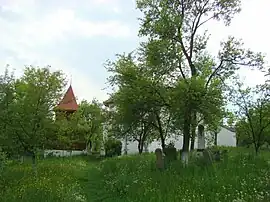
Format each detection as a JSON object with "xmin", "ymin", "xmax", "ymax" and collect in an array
[
  {"xmin": 100, "ymin": 144, "xmax": 105, "ymax": 157},
  {"xmin": 221, "ymin": 150, "xmax": 228, "ymax": 163},
  {"xmin": 155, "ymin": 148, "xmax": 165, "ymax": 170},
  {"xmin": 212, "ymin": 150, "xmax": 221, "ymax": 162},
  {"xmin": 163, "ymin": 142, "xmax": 177, "ymax": 165},
  {"xmin": 197, "ymin": 124, "xmax": 205, "ymax": 151}
]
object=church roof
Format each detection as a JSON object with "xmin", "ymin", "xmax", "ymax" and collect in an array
[
  {"xmin": 103, "ymin": 97, "xmax": 114, "ymax": 107},
  {"xmin": 55, "ymin": 85, "xmax": 78, "ymax": 111}
]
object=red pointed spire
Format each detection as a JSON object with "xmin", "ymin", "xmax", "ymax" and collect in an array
[{"xmin": 55, "ymin": 85, "xmax": 78, "ymax": 112}]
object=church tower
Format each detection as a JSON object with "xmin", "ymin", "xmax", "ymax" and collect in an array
[{"xmin": 54, "ymin": 85, "xmax": 78, "ymax": 120}]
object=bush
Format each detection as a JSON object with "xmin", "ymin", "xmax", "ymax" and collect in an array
[
  {"xmin": 104, "ymin": 138, "xmax": 122, "ymax": 157},
  {"xmin": 0, "ymin": 148, "xmax": 8, "ymax": 191},
  {"xmin": 0, "ymin": 148, "xmax": 7, "ymax": 170}
]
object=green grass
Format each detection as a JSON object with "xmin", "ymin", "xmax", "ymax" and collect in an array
[
  {"xmin": 0, "ymin": 156, "xmax": 93, "ymax": 202},
  {"xmin": 1, "ymin": 148, "xmax": 270, "ymax": 202}
]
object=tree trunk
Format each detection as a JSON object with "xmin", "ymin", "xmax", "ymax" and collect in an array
[
  {"xmin": 87, "ymin": 140, "xmax": 92, "ymax": 154},
  {"xmin": 155, "ymin": 113, "xmax": 166, "ymax": 150},
  {"xmin": 254, "ymin": 142, "xmax": 260, "ymax": 155},
  {"xmin": 214, "ymin": 131, "xmax": 218, "ymax": 146},
  {"xmin": 138, "ymin": 141, "xmax": 144, "ymax": 154},
  {"xmin": 31, "ymin": 152, "xmax": 37, "ymax": 177},
  {"xmin": 160, "ymin": 135, "xmax": 166, "ymax": 150},
  {"xmin": 190, "ymin": 112, "xmax": 197, "ymax": 151},
  {"xmin": 138, "ymin": 128, "xmax": 148, "ymax": 154},
  {"xmin": 124, "ymin": 134, "xmax": 128, "ymax": 155},
  {"xmin": 190, "ymin": 126, "xmax": 196, "ymax": 151},
  {"xmin": 197, "ymin": 124, "xmax": 205, "ymax": 150},
  {"xmin": 181, "ymin": 108, "xmax": 191, "ymax": 165}
]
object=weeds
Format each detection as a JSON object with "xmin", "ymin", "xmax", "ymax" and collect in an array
[{"xmin": 0, "ymin": 149, "xmax": 269, "ymax": 202}]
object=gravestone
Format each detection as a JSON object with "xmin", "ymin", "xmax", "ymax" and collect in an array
[
  {"xmin": 202, "ymin": 149, "xmax": 213, "ymax": 165},
  {"xmin": 196, "ymin": 124, "xmax": 206, "ymax": 160},
  {"xmin": 213, "ymin": 150, "xmax": 221, "ymax": 161},
  {"xmin": 100, "ymin": 141, "xmax": 106, "ymax": 156},
  {"xmin": 221, "ymin": 150, "xmax": 228, "ymax": 162},
  {"xmin": 196, "ymin": 125, "xmax": 213, "ymax": 166},
  {"xmin": 164, "ymin": 142, "xmax": 177, "ymax": 163},
  {"xmin": 197, "ymin": 124, "xmax": 205, "ymax": 151},
  {"xmin": 155, "ymin": 148, "xmax": 165, "ymax": 170}
]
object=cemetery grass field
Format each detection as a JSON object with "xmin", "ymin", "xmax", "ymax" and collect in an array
[{"xmin": 1, "ymin": 147, "xmax": 270, "ymax": 202}]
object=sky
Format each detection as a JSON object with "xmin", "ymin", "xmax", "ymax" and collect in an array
[{"xmin": 0, "ymin": 0, "xmax": 269, "ymax": 103}]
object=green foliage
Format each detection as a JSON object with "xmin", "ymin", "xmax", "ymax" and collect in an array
[
  {"xmin": 105, "ymin": 53, "xmax": 171, "ymax": 150},
  {"xmin": 232, "ymin": 79, "xmax": 270, "ymax": 153},
  {"xmin": 53, "ymin": 99, "xmax": 104, "ymax": 151},
  {"xmin": 1, "ymin": 148, "xmax": 269, "ymax": 202},
  {"xmin": 0, "ymin": 157, "xmax": 90, "ymax": 202},
  {"xmin": 134, "ymin": 0, "xmax": 265, "ymax": 155},
  {"xmin": 0, "ymin": 148, "xmax": 8, "ymax": 190},
  {"xmin": 0, "ymin": 69, "xmax": 19, "ymax": 156},
  {"xmin": 0, "ymin": 66, "xmax": 66, "ymax": 156},
  {"xmin": 104, "ymin": 138, "xmax": 122, "ymax": 157},
  {"xmin": 53, "ymin": 113, "xmax": 82, "ymax": 150},
  {"xmin": 77, "ymin": 99, "xmax": 104, "ymax": 149},
  {"xmin": 86, "ymin": 149, "xmax": 270, "ymax": 202}
]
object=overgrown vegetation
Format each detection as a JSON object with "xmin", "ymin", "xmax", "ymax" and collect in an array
[
  {"xmin": 1, "ymin": 149, "xmax": 269, "ymax": 202},
  {"xmin": 104, "ymin": 138, "xmax": 122, "ymax": 157},
  {"xmin": 0, "ymin": 157, "xmax": 89, "ymax": 202},
  {"xmin": 1, "ymin": 0, "xmax": 270, "ymax": 201}
]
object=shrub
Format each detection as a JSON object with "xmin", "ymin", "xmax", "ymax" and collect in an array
[
  {"xmin": 0, "ymin": 148, "xmax": 7, "ymax": 171},
  {"xmin": 0, "ymin": 148, "xmax": 8, "ymax": 191},
  {"xmin": 104, "ymin": 138, "xmax": 122, "ymax": 157}
]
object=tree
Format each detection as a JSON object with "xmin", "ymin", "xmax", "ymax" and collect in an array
[
  {"xmin": 77, "ymin": 99, "xmax": 104, "ymax": 153},
  {"xmin": 233, "ymin": 79, "xmax": 270, "ymax": 154},
  {"xmin": 109, "ymin": 106, "xmax": 156, "ymax": 154},
  {"xmin": 0, "ymin": 68, "xmax": 18, "ymax": 156},
  {"xmin": 3, "ymin": 66, "xmax": 66, "ymax": 172},
  {"xmin": 53, "ymin": 112, "xmax": 81, "ymax": 150},
  {"xmin": 105, "ymin": 53, "xmax": 172, "ymax": 150},
  {"xmin": 136, "ymin": 0, "xmax": 264, "ymax": 162},
  {"xmin": 54, "ymin": 99, "xmax": 104, "ymax": 153}
]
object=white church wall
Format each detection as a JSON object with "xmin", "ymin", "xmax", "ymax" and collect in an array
[
  {"xmin": 44, "ymin": 149, "xmax": 87, "ymax": 158},
  {"xmin": 216, "ymin": 127, "xmax": 237, "ymax": 147},
  {"xmin": 121, "ymin": 126, "xmax": 236, "ymax": 154}
]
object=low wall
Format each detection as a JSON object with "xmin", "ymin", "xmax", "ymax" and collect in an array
[{"xmin": 44, "ymin": 150, "xmax": 87, "ymax": 158}]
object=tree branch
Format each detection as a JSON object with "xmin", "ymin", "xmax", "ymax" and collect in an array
[
  {"xmin": 190, "ymin": 0, "xmax": 209, "ymax": 59},
  {"xmin": 205, "ymin": 60, "xmax": 224, "ymax": 88}
]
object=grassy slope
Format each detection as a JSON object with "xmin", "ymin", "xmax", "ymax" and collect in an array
[
  {"xmin": 1, "ymin": 148, "xmax": 270, "ymax": 202},
  {"xmin": 0, "ymin": 156, "xmax": 94, "ymax": 202}
]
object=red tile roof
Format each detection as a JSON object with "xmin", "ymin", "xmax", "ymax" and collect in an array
[{"xmin": 55, "ymin": 85, "xmax": 78, "ymax": 111}]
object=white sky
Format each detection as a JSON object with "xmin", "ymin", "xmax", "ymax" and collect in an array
[
  {"xmin": 206, "ymin": 0, "xmax": 270, "ymax": 86},
  {"xmin": 0, "ymin": 0, "xmax": 269, "ymax": 102}
]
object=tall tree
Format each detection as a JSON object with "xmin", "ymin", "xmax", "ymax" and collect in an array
[
  {"xmin": 54, "ymin": 99, "xmax": 104, "ymax": 153},
  {"xmin": 6, "ymin": 66, "xmax": 66, "ymax": 172},
  {"xmin": 0, "ymin": 68, "xmax": 18, "ymax": 156},
  {"xmin": 77, "ymin": 99, "xmax": 104, "ymax": 153},
  {"xmin": 105, "ymin": 53, "xmax": 171, "ymax": 150},
  {"xmin": 136, "ymin": 0, "xmax": 264, "ymax": 162}
]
